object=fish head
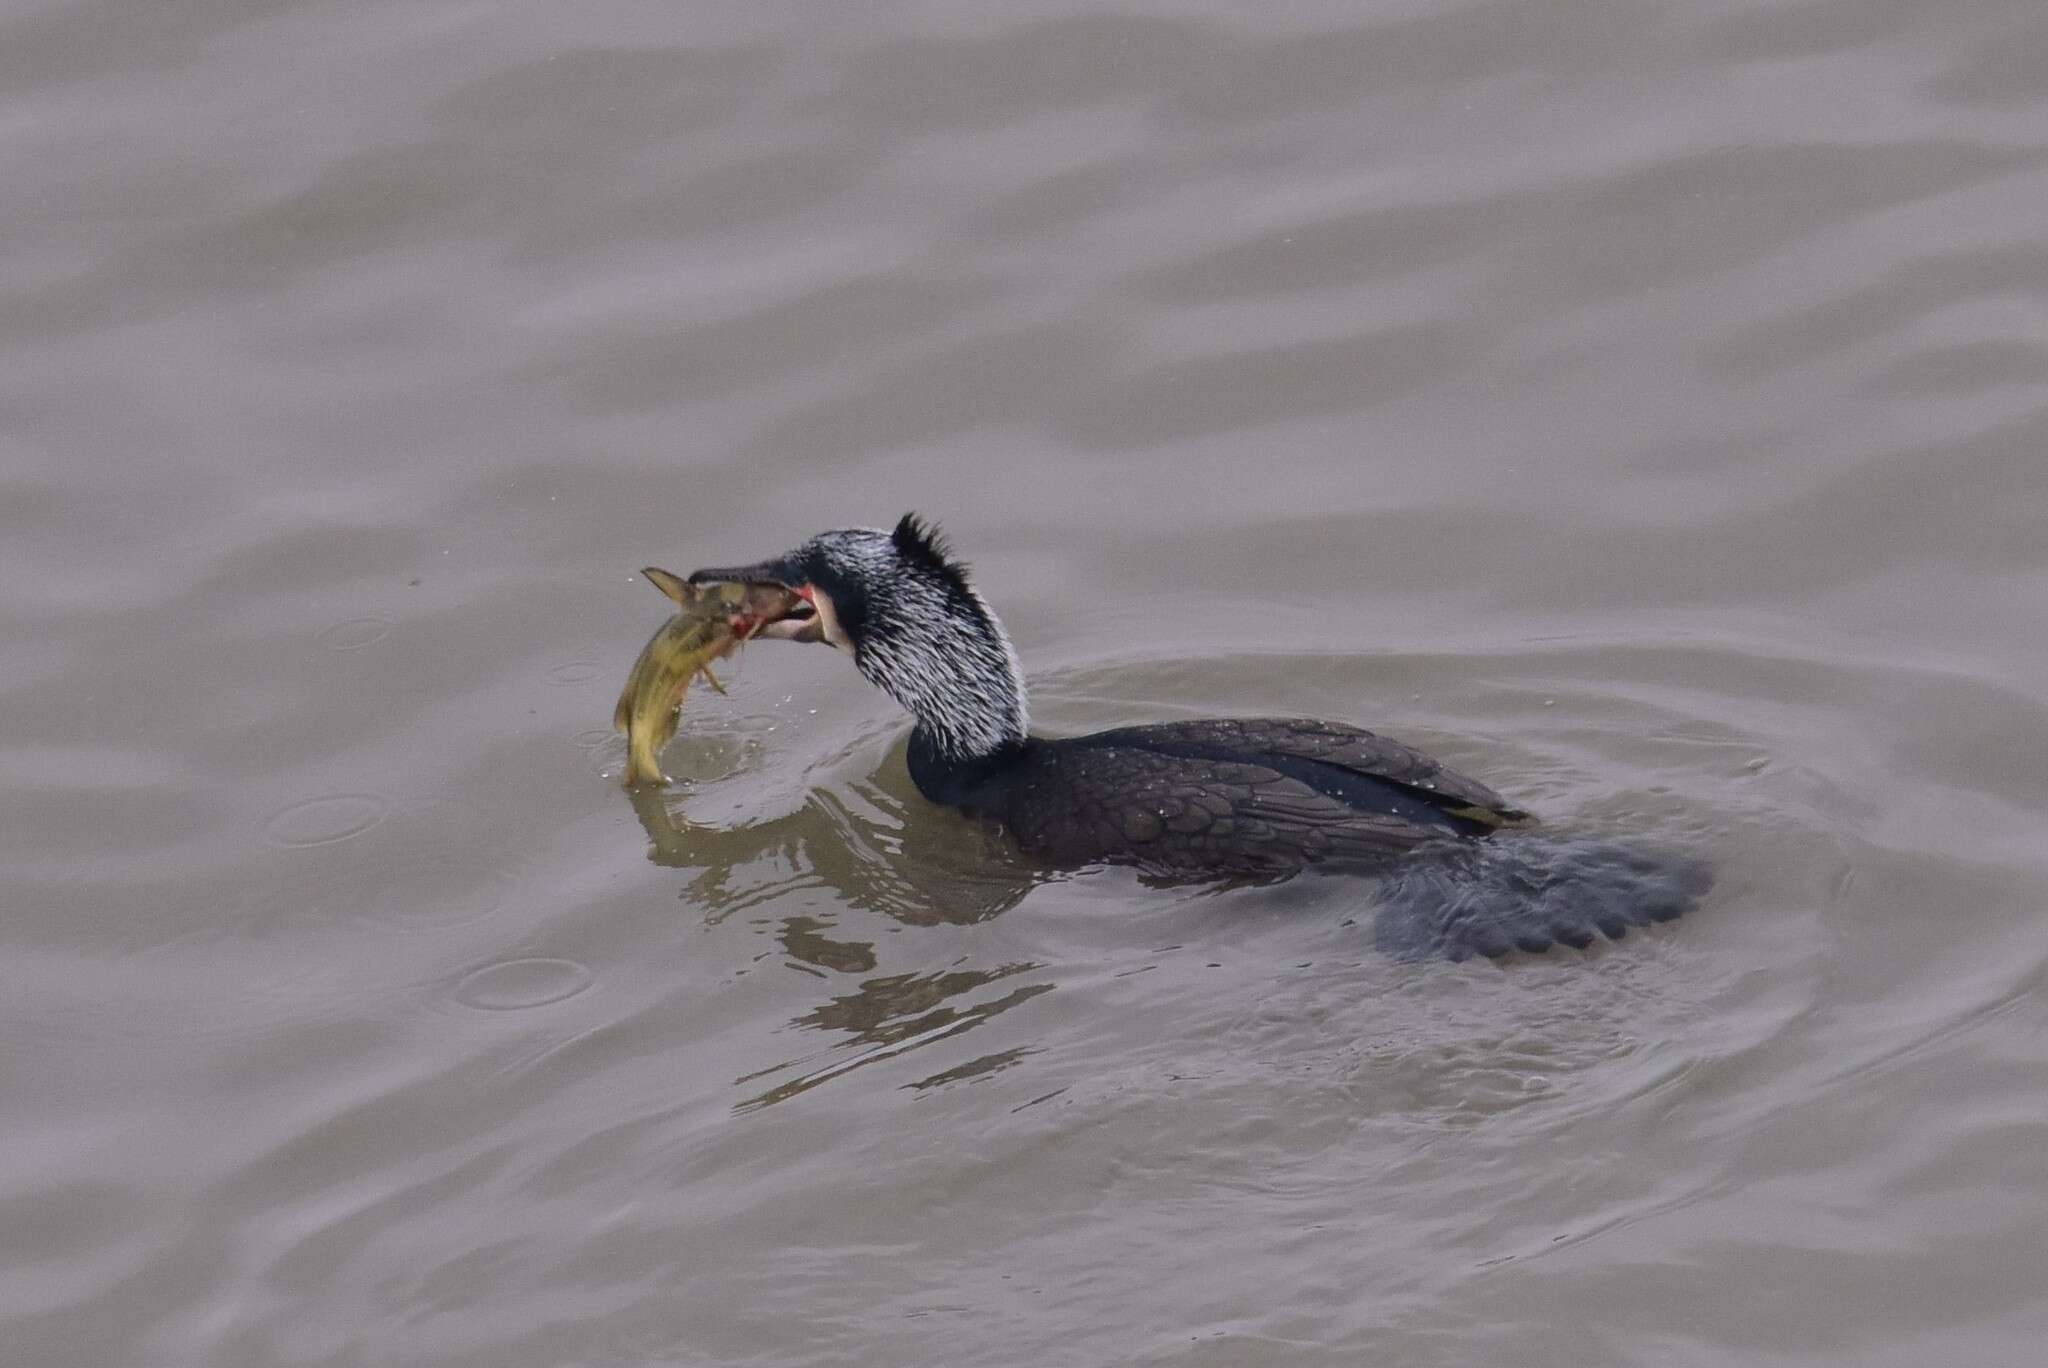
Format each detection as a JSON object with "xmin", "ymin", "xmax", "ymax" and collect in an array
[
  {"xmin": 684, "ymin": 545, "xmax": 841, "ymax": 649},
  {"xmin": 641, "ymin": 565, "xmax": 807, "ymax": 642}
]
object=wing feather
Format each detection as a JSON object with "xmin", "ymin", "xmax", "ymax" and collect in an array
[
  {"xmin": 995, "ymin": 743, "xmax": 1457, "ymax": 876},
  {"xmin": 1064, "ymin": 717, "xmax": 1531, "ymax": 827}
]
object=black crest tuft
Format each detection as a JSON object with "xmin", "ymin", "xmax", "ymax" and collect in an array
[{"xmin": 892, "ymin": 512, "xmax": 971, "ymax": 591}]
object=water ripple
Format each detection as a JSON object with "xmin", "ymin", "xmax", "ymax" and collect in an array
[{"xmin": 262, "ymin": 794, "xmax": 390, "ymax": 848}]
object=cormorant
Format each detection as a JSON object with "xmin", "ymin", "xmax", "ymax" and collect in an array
[{"xmin": 685, "ymin": 514, "xmax": 1707, "ymax": 959}]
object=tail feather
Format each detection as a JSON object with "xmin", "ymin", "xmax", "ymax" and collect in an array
[{"xmin": 1371, "ymin": 834, "xmax": 1711, "ymax": 962}]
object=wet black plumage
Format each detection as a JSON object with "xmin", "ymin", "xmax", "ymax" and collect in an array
[
  {"xmin": 687, "ymin": 515, "xmax": 1710, "ymax": 959},
  {"xmin": 918, "ymin": 717, "xmax": 1528, "ymax": 874}
]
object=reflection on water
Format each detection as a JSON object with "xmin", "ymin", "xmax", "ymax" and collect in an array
[
  {"xmin": 624, "ymin": 759, "xmax": 1043, "ymax": 927},
  {"xmin": 797, "ymin": 962, "xmax": 1052, "ymax": 1047},
  {"xmin": 11, "ymin": 0, "xmax": 2048, "ymax": 1362},
  {"xmin": 740, "ymin": 966, "xmax": 1054, "ymax": 1112},
  {"xmin": 626, "ymin": 765, "xmax": 1056, "ymax": 1109},
  {"xmin": 777, "ymin": 914, "xmax": 876, "ymax": 975}
]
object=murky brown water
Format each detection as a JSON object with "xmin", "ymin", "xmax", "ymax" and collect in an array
[{"xmin": 7, "ymin": 3, "xmax": 2048, "ymax": 1364}]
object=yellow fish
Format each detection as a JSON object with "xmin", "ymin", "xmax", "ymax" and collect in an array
[{"xmin": 614, "ymin": 568, "xmax": 800, "ymax": 787}]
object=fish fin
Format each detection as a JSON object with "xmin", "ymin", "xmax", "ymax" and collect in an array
[
  {"xmin": 641, "ymin": 567, "xmax": 696, "ymax": 607},
  {"xmin": 699, "ymin": 664, "xmax": 727, "ymax": 695}
]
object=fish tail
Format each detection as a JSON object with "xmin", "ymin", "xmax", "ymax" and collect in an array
[{"xmin": 623, "ymin": 732, "xmax": 669, "ymax": 787}]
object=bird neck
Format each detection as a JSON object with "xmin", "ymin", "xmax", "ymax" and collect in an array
[
  {"xmin": 906, "ymin": 727, "xmax": 1028, "ymax": 808},
  {"xmin": 854, "ymin": 588, "xmax": 1028, "ymax": 768}
]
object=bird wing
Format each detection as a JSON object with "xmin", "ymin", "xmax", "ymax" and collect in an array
[
  {"xmin": 1061, "ymin": 717, "xmax": 1531, "ymax": 827},
  {"xmin": 994, "ymin": 743, "xmax": 1460, "ymax": 876}
]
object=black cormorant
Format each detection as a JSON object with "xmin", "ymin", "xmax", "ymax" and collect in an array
[{"xmin": 687, "ymin": 514, "xmax": 1707, "ymax": 959}]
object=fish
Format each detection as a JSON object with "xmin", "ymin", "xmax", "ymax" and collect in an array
[{"xmin": 613, "ymin": 567, "xmax": 802, "ymax": 787}]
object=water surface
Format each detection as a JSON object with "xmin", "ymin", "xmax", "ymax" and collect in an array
[{"xmin": 6, "ymin": 2, "xmax": 2048, "ymax": 1365}]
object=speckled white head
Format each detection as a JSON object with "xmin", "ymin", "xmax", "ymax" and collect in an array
[{"xmin": 690, "ymin": 515, "xmax": 1028, "ymax": 761}]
